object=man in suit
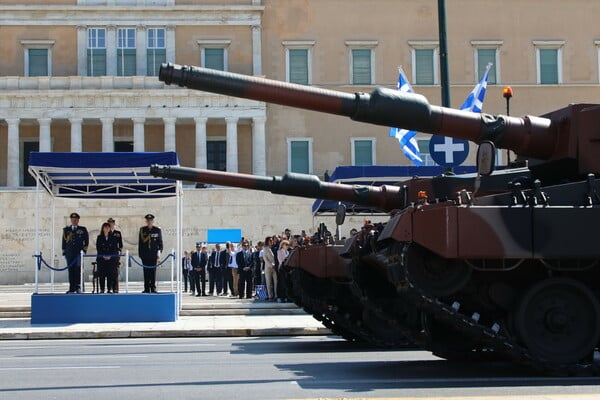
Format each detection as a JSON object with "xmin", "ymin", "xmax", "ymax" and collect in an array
[
  {"xmin": 207, "ymin": 243, "xmax": 223, "ymax": 296},
  {"xmin": 62, "ymin": 212, "xmax": 89, "ymax": 293},
  {"xmin": 236, "ymin": 241, "xmax": 254, "ymax": 299},
  {"xmin": 191, "ymin": 242, "xmax": 208, "ymax": 296},
  {"xmin": 138, "ymin": 214, "xmax": 163, "ymax": 293}
]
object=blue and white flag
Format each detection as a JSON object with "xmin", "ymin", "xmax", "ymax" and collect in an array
[
  {"xmin": 460, "ymin": 62, "xmax": 492, "ymax": 113},
  {"xmin": 389, "ymin": 67, "xmax": 423, "ymax": 166},
  {"xmin": 389, "ymin": 63, "xmax": 492, "ymax": 166}
]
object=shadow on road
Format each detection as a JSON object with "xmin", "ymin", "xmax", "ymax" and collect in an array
[{"xmin": 275, "ymin": 359, "xmax": 600, "ymax": 391}]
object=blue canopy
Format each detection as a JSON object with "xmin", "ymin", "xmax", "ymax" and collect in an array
[
  {"xmin": 28, "ymin": 152, "xmax": 179, "ymax": 198},
  {"xmin": 311, "ymin": 165, "xmax": 476, "ymax": 215}
]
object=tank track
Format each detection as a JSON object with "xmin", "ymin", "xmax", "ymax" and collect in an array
[
  {"xmin": 347, "ymin": 255, "xmax": 500, "ymax": 362},
  {"xmin": 389, "ymin": 243, "xmax": 600, "ymax": 376},
  {"xmin": 282, "ymin": 265, "xmax": 409, "ymax": 348}
]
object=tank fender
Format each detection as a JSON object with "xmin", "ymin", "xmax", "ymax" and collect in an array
[
  {"xmin": 286, "ymin": 245, "xmax": 351, "ymax": 279},
  {"xmin": 377, "ymin": 207, "xmax": 415, "ymax": 243}
]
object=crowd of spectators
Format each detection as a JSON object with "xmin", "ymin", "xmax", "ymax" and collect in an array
[{"xmin": 182, "ymin": 227, "xmax": 338, "ymax": 302}]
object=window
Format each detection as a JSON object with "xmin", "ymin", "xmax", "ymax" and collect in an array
[
  {"xmin": 207, "ymin": 140, "xmax": 226, "ymax": 171},
  {"xmin": 283, "ymin": 40, "xmax": 314, "ymax": 85},
  {"xmin": 346, "ymin": 41, "xmax": 377, "ymax": 85},
  {"xmin": 534, "ymin": 40, "xmax": 564, "ymax": 84},
  {"xmin": 87, "ymin": 28, "xmax": 106, "ymax": 76},
  {"xmin": 352, "ymin": 138, "xmax": 375, "ymax": 166},
  {"xmin": 197, "ymin": 40, "xmax": 231, "ymax": 71},
  {"xmin": 117, "ymin": 28, "xmax": 136, "ymax": 76},
  {"xmin": 204, "ymin": 48, "xmax": 225, "ymax": 71},
  {"xmin": 147, "ymin": 28, "xmax": 166, "ymax": 76},
  {"xmin": 288, "ymin": 138, "xmax": 312, "ymax": 174},
  {"xmin": 114, "ymin": 140, "xmax": 133, "ymax": 152},
  {"xmin": 539, "ymin": 49, "xmax": 559, "ymax": 84},
  {"xmin": 288, "ymin": 49, "xmax": 308, "ymax": 84},
  {"xmin": 28, "ymin": 49, "xmax": 49, "ymax": 76},
  {"xmin": 22, "ymin": 40, "xmax": 54, "ymax": 77},
  {"xmin": 409, "ymin": 41, "xmax": 438, "ymax": 85},
  {"xmin": 471, "ymin": 41, "xmax": 502, "ymax": 84}
]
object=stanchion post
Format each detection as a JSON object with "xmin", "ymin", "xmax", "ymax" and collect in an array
[
  {"xmin": 170, "ymin": 249, "xmax": 175, "ymax": 292},
  {"xmin": 80, "ymin": 250, "xmax": 85, "ymax": 293},
  {"xmin": 125, "ymin": 249, "xmax": 129, "ymax": 293},
  {"xmin": 34, "ymin": 253, "xmax": 40, "ymax": 294}
]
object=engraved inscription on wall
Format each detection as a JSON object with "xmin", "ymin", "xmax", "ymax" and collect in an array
[
  {"xmin": 0, "ymin": 253, "xmax": 23, "ymax": 273},
  {"xmin": 2, "ymin": 227, "xmax": 50, "ymax": 241}
]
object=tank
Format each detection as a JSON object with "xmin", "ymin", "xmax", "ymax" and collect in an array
[{"xmin": 154, "ymin": 63, "xmax": 600, "ymax": 375}]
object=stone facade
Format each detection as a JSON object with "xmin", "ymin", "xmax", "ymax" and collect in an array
[{"xmin": 0, "ymin": 188, "xmax": 386, "ymax": 284}]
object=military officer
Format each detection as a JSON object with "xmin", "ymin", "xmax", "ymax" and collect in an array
[
  {"xmin": 62, "ymin": 212, "xmax": 89, "ymax": 293},
  {"xmin": 138, "ymin": 214, "xmax": 163, "ymax": 293}
]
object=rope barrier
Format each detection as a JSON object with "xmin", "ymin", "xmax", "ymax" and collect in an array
[
  {"xmin": 128, "ymin": 252, "xmax": 175, "ymax": 269},
  {"xmin": 33, "ymin": 254, "xmax": 78, "ymax": 272}
]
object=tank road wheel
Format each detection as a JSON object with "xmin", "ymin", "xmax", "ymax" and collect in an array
[
  {"xmin": 405, "ymin": 245, "xmax": 471, "ymax": 297},
  {"xmin": 515, "ymin": 278, "xmax": 600, "ymax": 365}
]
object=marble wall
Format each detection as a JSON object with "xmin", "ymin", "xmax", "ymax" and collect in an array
[{"xmin": 0, "ymin": 187, "xmax": 386, "ymax": 285}]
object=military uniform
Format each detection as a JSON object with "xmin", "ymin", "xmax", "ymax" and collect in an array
[
  {"xmin": 61, "ymin": 213, "xmax": 89, "ymax": 293},
  {"xmin": 95, "ymin": 232, "xmax": 120, "ymax": 293},
  {"xmin": 138, "ymin": 214, "xmax": 163, "ymax": 293},
  {"xmin": 108, "ymin": 218, "xmax": 123, "ymax": 293}
]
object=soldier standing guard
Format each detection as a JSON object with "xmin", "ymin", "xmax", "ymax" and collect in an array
[
  {"xmin": 62, "ymin": 212, "xmax": 89, "ymax": 293},
  {"xmin": 138, "ymin": 214, "xmax": 163, "ymax": 293}
]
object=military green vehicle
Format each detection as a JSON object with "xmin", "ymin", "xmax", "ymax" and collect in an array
[{"xmin": 152, "ymin": 63, "xmax": 600, "ymax": 375}]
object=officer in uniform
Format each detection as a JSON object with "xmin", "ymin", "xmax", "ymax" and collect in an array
[
  {"xmin": 138, "ymin": 214, "xmax": 163, "ymax": 293},
  {"xmin": 62, "ymin": 212, "xmax": 89, "ymax": 293},
  {"xmin": 107, "ymin": 217, "xmax": 123, "ymax": 293}
]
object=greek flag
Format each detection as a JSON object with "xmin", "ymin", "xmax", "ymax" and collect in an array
[
  {"xmin": 388, "ymin": 68, "xmax": 423, "ymax": 166},
  {"xmin": 460, "ymin": 62, "xmax": 492, "ymax": 113}
]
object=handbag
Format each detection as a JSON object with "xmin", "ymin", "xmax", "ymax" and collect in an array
[{"xmin": 255, "ymin": 284, "xmax": 268, "ymax": 300}]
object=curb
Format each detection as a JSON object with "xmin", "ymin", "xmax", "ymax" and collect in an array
[{"xmin": 0, "ymin": 326, "xmax": 331, "ymax": 340}]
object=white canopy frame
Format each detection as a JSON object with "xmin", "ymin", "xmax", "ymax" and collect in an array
[{"xmin": 28, "ymin": 152, "xmax": 184, "ymax": 312}]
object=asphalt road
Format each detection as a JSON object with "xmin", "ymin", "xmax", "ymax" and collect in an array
[{"xmin": 0, "ymin": 336, "xmax": 599, "ymax": 400}]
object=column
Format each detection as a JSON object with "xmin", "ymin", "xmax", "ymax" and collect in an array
[
  {"xmin": 101, "ymin": 117, "xmax": 114, "ymax": 152},
  {"xmin": 77, "ymin": 25, "xmax": 87, "ymax": 76},
  {"xmin": 106, "ymin": 25, "xmax": 117, "ymax": 76},
  {"xmin": 38, "ymin": 118, "xmax": 52, "ymax": 152},
  {"xmin": 194, "ymin": 117, "xmax": 208, "ymax": 169},
  {"xmin": 252, "ymin": 116, "xmax": 266, "ymax": 175},
  {"xmin": 225, "ymin": 117, "xmax": 238, "ymax": 173},
  {"xmin": 132, "ymin": 117, "xmax": 145, "ymax": 152},
  {"xmin": 165, "ymin": 24, "xmax": 176, "ymax": 63},
  {"xmin": 6, "ymin": 118, "xmax": 20, "ymax": 187},
  {"xmin": 136, "ymin": 24, "xmax": 147, "ymax": 76},
  {"xmin": 163, "ymin": 117, "xmax": 176, "ymax": 152},
  {"xmin": 69, "ymin": 118, "xmax": 83, "ymax": 152},
  {"xmin": 252, "ymin": 25, "xmax": 262, "ymax": 76}
]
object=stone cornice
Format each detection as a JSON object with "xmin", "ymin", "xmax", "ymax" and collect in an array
[
  {"xmin": 0, "ymin": 89, "xmax": 266, "ymax": 120},
  {"xmin": 0, "ymin": 5, "xmax": 264, "ymax": 26}
]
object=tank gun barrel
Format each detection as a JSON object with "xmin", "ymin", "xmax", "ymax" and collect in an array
[
  {"xmin": 150, "ymin": 165, "xmax": 404, "ymax": 213},
  {"xmin": 159, "ymin": 63, "xmax": 556, "ymax": 160}
]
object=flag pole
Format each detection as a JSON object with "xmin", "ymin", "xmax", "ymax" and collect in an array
[{"xmin": 438, "ymin": 0, "xmax": 451, "ymax": 107}]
